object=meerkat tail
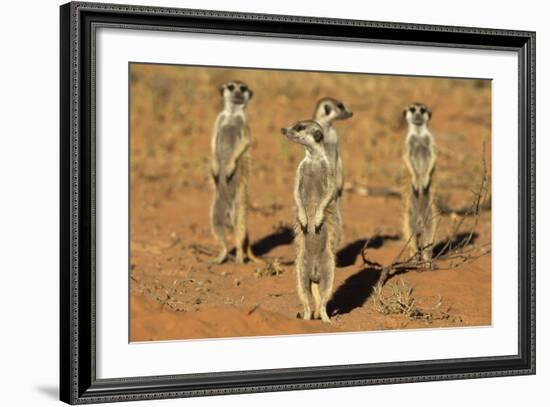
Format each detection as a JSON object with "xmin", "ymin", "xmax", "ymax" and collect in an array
[{"xmin": 311, "ymin": 282, "xmax": 321, "ymax": 320}]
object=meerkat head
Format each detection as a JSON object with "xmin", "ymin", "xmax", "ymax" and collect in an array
[
  {"xmin": 314, "ymin": 97, "xmax": 353, "ymax": 123},
  {"xmin": 219, "ymin": 80, "xmax": 253, "ymax": 108},
  {"xmin": 281, "ymin": 120, "xmax": 325, "ymax": 150},
  {"xmin": 404, "ymin": 102, "xmax": 432, "ymax": 127}
]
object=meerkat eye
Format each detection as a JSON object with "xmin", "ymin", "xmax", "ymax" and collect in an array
[
  {"xmin": 337, "ymin": 102, "xmax": 344, "ymax": 109},
  {"xmin": 227, "ymin": 84, "xmax": 235, "ymax": 91},
  {"xmin": 313, "ymin": 130, "xmax": 324, "ymax": 143},
  {"xmin": 240, "ymin": 85, "xmax": 247, "ymax": 92},
  {"xmin": 420, "ymin": 107, "xmax": 427, "ymax": 114},
  {"xmin": 293, "ymin": 123, "xmax": 305, "ymax": 131},
  {"xmin": 409, "ymin": 106, "xmax": 416, "ymax": 113}
]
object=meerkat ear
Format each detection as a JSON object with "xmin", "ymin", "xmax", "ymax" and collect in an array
[
  {"xmin": 313, "ymin": 130, "xmax": 324, "ymax": 143},
  {"xmin": 428, "ymin": 110, "xmax": 432, "ymax": 119},
  {"xmin": 402, "ymin": 108, "xmax": 407, "ymax": 118},
  {"xmin": 247, "ymin": 89, "xmax": 253, "ymax": 100},
  {"xmin": 219, "ymin": 85, "xmax": 225, "ymax": 96},
  {"xmin": 324, "ymin": 104, "xmax": 332, "ymax": 116}
]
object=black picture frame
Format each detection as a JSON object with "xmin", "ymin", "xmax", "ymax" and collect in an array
[{"xmin": 60, "ymin": 1, "xmax": 536, "ymax": 404}]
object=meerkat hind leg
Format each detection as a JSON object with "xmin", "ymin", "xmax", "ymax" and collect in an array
[
  {"xmin": 296, "ymin": 260, "xmax": 312, "ymax": 320},
  {"xmin": 421, "ymin": 209, "xmax": 436, "ymax": 268},
  {"xmin": 318, "ymin": 258, "xmax": 335, "ymax": 324},
  {"xmin": 210, "ymin": 248, "xmax": 229, "ymax": 265},
  {"xmin": 210, "ymin": 195, "xmax": 229, "ymax": 264},
  {"xmin": 334, "ymin": 202, "xmax": 344, "ymax": 250},
  {"xmin": 403, "ymin": 205, "xmax": 419, "ymax": 259},
  {"xmin": 234, "ymin": 188, "xmax": 247, "ymax": 264},
  {"xmin": 232, "ymin": 186, "xmax": 263, "ymax": 264}
]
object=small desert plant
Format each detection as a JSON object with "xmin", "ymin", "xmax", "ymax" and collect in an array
[
  {"xmin": 373, "ymin": 278, "xmax": 456, "ymax": 322},
  {"xmin": 254, "ymin": 259, "xmax": 284, "ymax": 278}
]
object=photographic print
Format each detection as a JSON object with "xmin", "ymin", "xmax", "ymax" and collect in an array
[
  {"xmin": 61, "ymin": 4, "xmax": 535, "ymax": 402},
  {"xmin": 129, "ymin": 63, "xmax": 492, "ymax": 341}
]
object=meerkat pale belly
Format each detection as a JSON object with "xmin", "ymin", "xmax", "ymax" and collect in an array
[
  {"xmin": 215, "ymin": 121, "xmax": 242, "ymax": 203},
  {"xmin": 407, "ymin": 135, "xmax": 433, "ymax": 191},
  {"xmin": 300, "ymin": 162, "xmax": 333, "ymax": 283}
]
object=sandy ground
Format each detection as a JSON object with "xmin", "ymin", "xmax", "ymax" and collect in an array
[{"xmin": 129, "ymin": 64, "xmax": 492, "ymax": 341}]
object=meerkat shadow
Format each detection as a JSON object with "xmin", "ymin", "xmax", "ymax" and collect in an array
[
  {"xmin": 251, "ymin": 225, "xmax": 294, "ymax": 257},
  {"xmin": 327, "ymin": 267, "xmax": 382, "ymax": 316},
  {"xmin": 336, "ymin": 235, "xmax": 400, "ymax": 267},
  {"xmin": 431, "ymin": 231, "xmax": 479, "ymax": 258}
]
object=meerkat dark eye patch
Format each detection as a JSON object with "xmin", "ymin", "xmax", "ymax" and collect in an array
[
  {"xmin": 324, "ymin": 104, "xmax": 332, "ymax": 115},
  {"xmin": 227, "ymin": 84, "xmax": 235, "ymax": 91},
  {"xmin": 409, "ymin": 106, "xmax": 416, "ymax": 113},
  {"xmin": 239, "ymin": 85, "xmax": 247, "ymax": 92},
  {"xmin": 313, "ymin": 130, "xmax": 324, "ymax": 143},
  {"xmin": 337, "ymin": 102, "xmax": 344, "ymax": 109},
  {"xmin": 293, "ymin": 123, "xmax": 305, "ymax": 132},
  {"xmin": 420, "ymin": 107, "xmax": 427, "ymax": 114}
]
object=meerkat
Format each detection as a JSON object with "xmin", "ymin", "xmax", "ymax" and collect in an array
[
  {"xmin": 281, "ymin": 120, "xmax": 337, "ymax": 323},
  {"xmin": 210, "ymin": 80, "xmax": 261, "ymax": 265},
  {"xmin": 313, "ymin": 98, "xmax": 353, "ymax": 250},
  {"xmin": 402, "ymin": 102, "xmax": 437, "ymax": 263}
]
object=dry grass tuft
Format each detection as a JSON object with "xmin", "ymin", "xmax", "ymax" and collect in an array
[
  {"xmin": 373, "ymin": 278, "xmax": 460, "ymax": 323},
  {"xmin": 255, "ymin": 259, "xmax": 284, "ymax": 278}
]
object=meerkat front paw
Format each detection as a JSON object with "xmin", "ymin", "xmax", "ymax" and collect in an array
[
  {"xmin": 211, "ymin": 161, "xmax": 220, "ymax": 183},
  {"xmin": 314, "ymin": 211, "xmax": 325, "ymax": 233},
  {"xmin": 225, "ymin": 161, "xmax": 236, "ymax": 182},
  {"xmin": 297, "ymin": 211, "xmax": 308, "ymax": 233},
  {"xmin": 211, "ymin": 169, "xmax": 220, "ymax": 184}
]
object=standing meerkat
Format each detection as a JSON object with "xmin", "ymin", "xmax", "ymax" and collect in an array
[
  {"xmin": 210, "ymin": 80, "xmax": 261, "ymax": 265},
  {"xmin": 402, "ymin": 102, "xmax": 437, "ymax": 262},
  {"xmin": 313, "ymin": 98, "xmax": 353, "ymax": 250},
  {"xmin": 281, "ymin": 120, "xmax": 337, "ymax": 323}
]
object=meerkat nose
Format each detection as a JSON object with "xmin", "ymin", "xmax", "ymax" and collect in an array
[{"xmin": 280, "ymin": 128, "xmax": 287, "ymax": 135}]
